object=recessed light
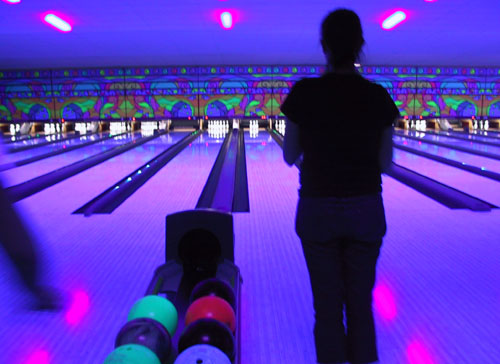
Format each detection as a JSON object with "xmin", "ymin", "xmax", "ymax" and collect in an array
[
  {"xmin": 382, "ymin": 11, "xmax": 407, "ymax": 30},
  {"xmin": 44, "ymin": 13, "xmax": 72, "ymax": 32},
  {"xmin": 221, "ymin": 11, "xmax": 233, "ymax": 29}
]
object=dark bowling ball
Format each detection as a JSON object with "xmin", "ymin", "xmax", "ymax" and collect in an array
[
  {"xmin": 189, "ymin": 278, "xmax": 236, "ymax": 310},
  {"xmin": 178, "ymin": 318, "xmax": 235, "ymax": 360},
  {"xmin": 115, "ymin": 317, "xmax": 172, "ymax": 363}
]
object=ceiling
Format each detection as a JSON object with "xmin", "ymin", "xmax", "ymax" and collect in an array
[{"xmin": 1, "ymin": 0, "xmax": 499, "ymax": 70}]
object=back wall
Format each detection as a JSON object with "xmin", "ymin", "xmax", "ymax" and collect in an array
[{"xmin": 1, "ymin": 65, "xmax": 499, "ymax": 122}]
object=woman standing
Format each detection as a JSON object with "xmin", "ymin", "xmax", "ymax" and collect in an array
[{"xmin": 281, "ymin": 9, "xmax": 398, "ymax": 364}]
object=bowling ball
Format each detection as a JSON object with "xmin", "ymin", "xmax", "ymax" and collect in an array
[
  {"xmin": 173, "ymin": 344, "xmax": 231, "ymax": 364},
  {"xmin": 178, "ymin": 318, "xmax": 235, "ymax": 360},
  {"xmin": 115, "ymin": 318, "xmax": 172, "ymax": 363},
  {"xmin": 104, "ymin": 343, "xmax": 161, "ymax": 364},
  {"xmin": 128, "ymin": 295, "xmax": 178, "ymax": 337},
  {"xmin": 189, "ymin": 278, "xmax": 236, "ymax": 310},
  {"xmin": 185, "ymin": 296, "xmax": 236, "ymax": 333}
]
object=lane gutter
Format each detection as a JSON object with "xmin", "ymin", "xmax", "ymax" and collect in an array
[{"xmin": 196, "ymin": 128, "xmax": 250, "ymax": 212}]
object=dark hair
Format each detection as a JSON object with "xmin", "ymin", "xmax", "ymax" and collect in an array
[{"xmin": 321, "ymin": 9, "xmax": 365, "ymax": 67}]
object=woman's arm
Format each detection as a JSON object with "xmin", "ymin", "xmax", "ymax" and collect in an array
[
  {"xmin": 283, "ymin": 119, "xmax": 303, "ymax": 166},
  {"xmin": 379, "ymin": 125, "xmax": 394, "ymax": 173}
]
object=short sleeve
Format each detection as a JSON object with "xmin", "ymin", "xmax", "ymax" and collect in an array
[
  {"xmin": 280, "ymin": 79, "xmax": 307, "ymax": 125},
  {"xmin": 379, "ymin": 86, "xmax": 400, "ymax": 128}
]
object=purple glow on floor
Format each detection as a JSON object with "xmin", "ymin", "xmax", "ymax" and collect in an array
[
  {"xmin": 65, "ymin": 290, "xmax": 90, "ymax": 325},
  {"xmin": 407, "ymin": 341, "xmax": 435, "ymax": 364},
  {"xmin": 373, "ymin": 284, "xmax": 398, "ymax": 321},
  {"xmin": 23, "ymin": 350, "xmax": 49, "ymax": 364}
]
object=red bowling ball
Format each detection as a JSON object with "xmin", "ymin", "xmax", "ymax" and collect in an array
[
  {"xmin": 185, "ymin": 296, "xmax": 236, "ymax": 333},
  {"xmin": 189, "ymin": 278, "xmax": 236, "ymax": 310}
]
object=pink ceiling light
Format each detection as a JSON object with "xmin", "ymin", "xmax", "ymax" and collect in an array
[
  {"xmin": 44, "ymin": 13, "xmax": 72, "ymax": 32},
  {"xmin": 2, "ymin": 0, "xmax": 21, "ymax": 4},
  {"xmin": 220, "ymin": 11, "xmax": 233, "ymax": 29},
  {"xmin": 382, "ymin": 10, "xmax": 408, "ymax": 30},
  {"xmin": 213, "ymin": 9, "xmax": 240, "ymax": 30}
]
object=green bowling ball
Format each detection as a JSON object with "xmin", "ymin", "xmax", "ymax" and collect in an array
[
  {"xmin": 104, "ymin": 344, "xmax": 160, "ymax": 364},
  {"xmin": 127, "ymin": 295, "xmax": 178, "ymax": 337}
]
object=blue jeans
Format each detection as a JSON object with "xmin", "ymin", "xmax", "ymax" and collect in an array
[{"xmin": 296, "ymin": 193, "xmax": 386, "ymax": 364}]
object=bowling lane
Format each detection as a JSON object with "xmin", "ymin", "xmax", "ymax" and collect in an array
[
  {"xmin": 0, "ymin": 132, "xmax": 142, "ymax": 187},
  {"xmin": 234, "ymin": 130, "xmax": 471, "ymax": 364},
  {"xmin": 113, "ymin": 132, "xmax": 223, "ymax": 214},
  {"xmin": 400, "ymin": 130, "xmax": 500, "ymax": 155},
  {"xmin": 1, "ymin": 133, "xmax": 42, "ymax": 143},
  {"xmin": 426, "ymin": 130, "xmax": 500, "ymax": 145},
  {"xmin": 393, "ymin": 149, "xmax": 500, "ymax": 205},
  {"xmin": 393, "ymin": 135, "xmax": 500, "ymax": 174},
  {"xmin": 472, "ymin": 129, "xmax": 500, "ymax": 137},
  {"xmin": 4, "ymin": 132, "xmax": 71, "ymax": 148},
  {"xmin": 14, "ymin": 131, "xmax": 189, "ymax": 215},
  {"xmin": 236, "ymin": 129, "xmax": 500, "ymax": 364},
  {"xmin": 0, "ymin": 132, "xmax": 111, "ymax": 165},
  {"xmin": 233, "ymin": 130, "xmax": 316, "ymax": 364}
]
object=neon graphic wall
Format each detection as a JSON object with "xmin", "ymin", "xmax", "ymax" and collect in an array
[{"xmin": 1, "ymin": 65, "xmax": 499, "ymax": 122}]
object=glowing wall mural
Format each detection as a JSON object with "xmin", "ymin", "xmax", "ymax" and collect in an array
[{"xmin": 0, "ymin": 65, "xmax": 499, "ymax": 121}]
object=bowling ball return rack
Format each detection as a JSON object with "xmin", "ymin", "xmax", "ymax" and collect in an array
[{"xmin": 145, "ymin": 209, "xmax": 242, "ymax": 364}]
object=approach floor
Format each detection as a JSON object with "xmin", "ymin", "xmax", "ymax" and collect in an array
[{"xmin": 0, "ymin": 129, "xmax": 499, "ymax": 364}]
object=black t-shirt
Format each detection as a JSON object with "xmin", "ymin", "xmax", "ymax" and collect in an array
[{"xmin": 280, "ymin": 73, "xmax": 399, "ymax": 198}]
